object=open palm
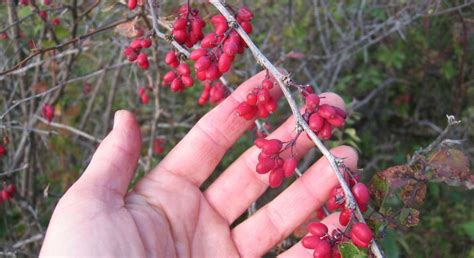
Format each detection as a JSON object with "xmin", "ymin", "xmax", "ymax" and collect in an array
[{"xmin": 40, "ymin": 71, "xmax": 358, "ymax": 258}]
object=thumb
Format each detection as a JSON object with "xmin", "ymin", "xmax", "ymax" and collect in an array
[{"xmin": 76, "ymin": 110, "xmax": 142, "ymax": 196}]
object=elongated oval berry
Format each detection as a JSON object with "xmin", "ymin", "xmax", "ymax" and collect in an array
[
  {"xmin": 302, "ymin": 235, "xmax": 322, "ymax": 249},
  {"xmin": 0, "ymin": 145, "xmax": 6, "ymax": 156},
  {"xmin": 201, "ymin": 33, "xmax": 217, "ymax": 48},
  {"xmin": 246, "ymin": 93, "xmax": 258, "ymax": 105},
  {"xmin": 237, "ymin": 6, "xmax": 254, "ymax": 21},
  {"xmin": 257, "ymin": 103, "xmax": 269, "ymax": 118},
  {"xmin": 262, "ymin": 79, "xmax": 273, "ymax": 89},
  {"xmin": 127, "ymin": 52, "xmax": 138, "ymax": 62},
  {"xmin": 170, "ymin": 78, "xmax": 183, "ymax": 92},
  {"xmin": 190, "ymin": 48, "xmax": 207, "ymax": 60},
  {"xmin": 269, "ymin": 168, "xmax": 284, "ymax": 188},
  {"xmin": 215, "ymin": 22, "xmax": 228, "ymax": 35},
  {"xmin": 254, "ymin": 138, "xmax": 267, "ymax": 148},
  {"xmin": 352, "ymin": 183, "xmax": 370, "ymax": 208},
  {"xmin": 163, "ymin": 71, "xmax": 177, "ymax": 85},
  {"xmin": 334, "ymin": 107, "xmax": 347, "ymax": 118},
  {"xmin": 223, "ymin": 40, "xmax": 238, "ymax": 56},
  {"xmin": 176, "ymin": 63, "xmax": 190, "ymax": 76},
  {"xmin": 128, "ymin": 0, "xmax": 137, "ymax": 10},
  {"xmin": 136, "ymin": 53, "xmax": 149, "ymax": 69},
  {"xmin": 173, "ymin": 18, "xmax": 187, "ymax": 30},
  {"xmin": 307, "ymin": 222, "xmax": 328, "ymax": 237},
  {"xmin": 206, "ymin": 64, "xmax": 220, "ymax": 80},
  {"xmin": 262, "ymin": 139, "xmax": 282, "ymax": 155},
  {"xmin": 141, "ymin": 38, "xmax": 152, "ymax": 48},
  {"xmin": 283, "ymin": 157, "xmax": 297, "ymax": 177},
  {"xmin": 350, "ymin": 223, "xmax": 373, "ymax": 248},
  {"xmin": 240, "ymin": 21, "xmax": 253, "ymax": 34},
  {"xmin": 194, "ymin": 56, "xmax": 211, "ymax": 71},
  {"xmin": 309, "ymin": 113, "xmax": 324, "ymax": 132},
  {"xmin": 181, "ymin": 75, "xmax": 194, "ymax": 87},
  {"xmin": 313, "ymin": 240, "xmax": 331, "ymax": 258},
  {"xmin": 165, "ymin": 51, "xmax": 178, "ymax": 66},
  {"xmin": 173, "ymin": 29, "xmax": 187, "ymax": 44},
  {"xmin": 196, "ymin": 70, "xmax": 207, "ymax": 81},
  {"xmin": 256, "ymin": 157, "xmax": 275, "ymax": 174},
  {"xmin": 305, "ymin": 94, "xmax": 320, "ymax": 112},
  {"xmin": 326, "ymin": 195, "xmax": 342, "ymax": 211},
  {"xmin": 327, "ymin": 115, "xmax": 345, "ymax": 128},
  {"xmin": 318, "ymin": 104, "xmax": 336, "ymax": 119},
  {"xmin": 257, "ymin": 88, "xmax": 270, "ymax": 102},
  {"xmin": 140, "ymin": 93, "xmax": 149, "ymax": 104},
  {"xmin": 318, "ymin": 121, "xmax": 332, "ymax": 140},
  {"xmin": 265, "ymin": 97, "xmax": 277, "ymax": 113},
  {"xmin": 130, "ymin": 39, "xmax": 142, "ymax": 50},
  {"xmin": 42, "ymin": 103, "xmax": 54, "ymax": 122},
  {"xmin": 339, "ymin": 208, "xmax": 352, "ymax": 226},
  {"xmin": 218, "ymin": 54, "xmax": 233, "ymax": 73},
  {"xmin": 236, "ymin": 102, "xmax": 254, "ymax": 116}
]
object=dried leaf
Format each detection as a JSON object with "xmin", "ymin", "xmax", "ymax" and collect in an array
[
  {"xmin": 400, "ymin": 182, "xmax": 426, "ymax": 206},
  {"xmin": 399, "ymin": 208, "xmax": 420, "ymax": 227},
  {"xmin": 428, "ymin": 148, "xmax": 473, "ymax": 189},
  {"xmin": 32, "ymin": 82, "xmax": 49, "ymax": 94},
  {"xmin": 115, "ymin": 18, "xmax": 140, "ymax": 38}
]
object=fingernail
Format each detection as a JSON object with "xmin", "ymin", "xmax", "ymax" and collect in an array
[{"xmin": 113, "ymin": 110, "xmax": 124, "ymax": 130}]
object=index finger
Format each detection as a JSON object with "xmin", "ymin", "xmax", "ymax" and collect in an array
[{"xmin": 149, "ymin": 70, "xmax": 282, "ymax": 186}]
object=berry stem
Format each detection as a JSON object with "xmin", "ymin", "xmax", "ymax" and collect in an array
[{"xmin": 209, "ymin": 1, "xmax": 384, "ymax": 257}]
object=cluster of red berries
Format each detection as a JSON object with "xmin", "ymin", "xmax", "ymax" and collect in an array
[
  {"xmin": 254, "ymin": 138, "xmax": 297, "ymax": 188},
  {"xmin": 137, "ymin": 87, "xmax": 149, "ymax": 104},
  {"xmin": 42, "ymin": 103, "xmax": 54, "ymax": 123},
  {"xmin": 304, "ymin": 93, "xmax": 346, "ymax": 140},
  {"xmin": 163, "ymin": 51, "xmax": 194, "ymax": 91},
  {"xmin": 123, "ymin": 37, "xmax": 152, "ymax": 69},
  {"xmin": 236, "ymin": 78, "xmax": 277, "ymax": 120},
  {"xmin": 302, "ymin": 221, "xmax": 373, "ymax": 257},
  {"xmin": 198, "ymin": 81, "xmax": 227, "ymax": 105},
  {"xmin": 0, "ymin": 183, "xmax": 16, "ymax": 204},
  {"xmin": 325, "ymin": 181, "xmax": 370, "ymax": 226},
  {"xmin": 172, "ymin": 5, "xmax": 206, "ymax": 48}
]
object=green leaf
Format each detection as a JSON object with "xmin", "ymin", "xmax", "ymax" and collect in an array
[
  {"xmin": 54, "ymin": 26, "xmax": 70, "ymax": 41},
  {"xmin": 339, "ymin": 242, "xmax": 368, "ymax": 258},
  {"xmin": 461, "ymin": 221, "xmax": 474, "ymax": 240},
  {"xmin": 380, "ymin": 229, "xmax": 400, "ymax": 258}
]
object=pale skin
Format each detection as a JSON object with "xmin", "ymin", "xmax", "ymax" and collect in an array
[{"xmin": 40, "ymin": 71, "xmax": 357, "ymax": 258}]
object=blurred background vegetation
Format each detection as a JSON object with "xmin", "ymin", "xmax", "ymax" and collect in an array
[{"xmin": 0, "ymin": 0, "xmax": 473, "ymax": 257}]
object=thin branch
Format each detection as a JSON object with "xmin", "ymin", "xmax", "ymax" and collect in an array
[
  {"xmin": 36, "ymin": 116, "xmax": 102, "ymax": 143},
  {"xmin": 209, "ymin": 1, "xmax": 384, "ymax": 257}
]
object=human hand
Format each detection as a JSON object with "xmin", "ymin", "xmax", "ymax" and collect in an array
[{"xmin": 40, "ymin": 71, "xmax": 358, "ymax": 257}]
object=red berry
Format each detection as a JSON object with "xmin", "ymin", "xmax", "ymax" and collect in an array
[
  {"xmin": 237, "ymin": 6, "xmax": 254, "ymax": 21},
  {"xmin": 318, "ymin": 121, "xmax": 332, "ymax": 140},
  {"xmin": 165, "ymin": 51, "xmax": 179, "ymax": 67},
  {"xmin": 42, "ymin": 104, "xmax": 54, "ymax": 122},
  {"xmin": 194, "ymin": 56, "xmax": 211, "ymax": 71},
  {"xmin": 128, "ymin": 0, "xmax": 137, "ymax": 10},
  {"xmin": 240, "ymin": 21, "xmax": 253, "ymax": 34},
  {"xmin": 318, "ymin": 104, "xmax": 336, "ymax": 119},
  {"xmin": 339, "ymin": 208, "xmax": 352, "ymax": 226},
  {"xmin": 136, "ymin": 53, "xmax": 149, "ymax": 69},
  {"xmin": 173, "ymin": 18, "xmax": 187, "ymax": 30},
  {"xmin": 206, "ymin": 64, "xmax": 221, "ymax": 80},
  {"xmin": 201, "ymin": 33, "xmax": 218, "ymax": 48},
  {"xmin": 262, "ymin": 79, "xmax": 273, "ymax": 89},
  {"xmin": 269, "ymin": 168, "xmax": 284, "ymax": 188},
  {"xmin": 257, "ymin": 88, "xmax": 270, "ymax": 103},
  {"xmin": 332, "ymin": 247, "xmax": 342, "ymax": 258},
  {"xmin": 129, "ymin": 38, "xmax": 142, "ymax": 50},
  {"xmin": 262, "ymin": 139, "xmax": 282, "ymax": 155},
  {"xmin": 163, "ymin": 71, "xmax": 177, "ymax": 85},
  {"xmin": 265, "ymin": 97, "xmax": 277, "ymax": 113},
  {"xmin": 140, "ymin": 93, "xmax": 149, "ymax": 104},
  {"xmin": 170, "ymin": 78, "xmax": 184, "ymax": 92},
  {"xmin": 308, "ymin": 222, "xmax": 328, "ymax": 237},
  {"xmin": 218, "ymin": 53, "xmax": 233, "ymax": 73},
  {"xmin": 152, "ymin": 139, "xmax": 164, "ymax": 154},
  {"xmin": 283, "ymin": 158, "xmax": 297, "ymax": 177},
  {"xmin": 313, "ymin": 240, "xmax": 331, "ymax": 258},
  {"xmin": 127, "ymin": 51, "xmax": 138, "ymax": 62},
  {"xmin": 327, "ymin": 115, "xmax": 345, "ymax": 128},
  {"xmin": 181, "ymin": 75, "xmax": 194, "ymax": 88},
  {"xmin": 350, "ymin": 223, "xmax": 373, "ymax": 248},
  {"xmin": 51, "ymin": 18, "xmax": 60, "ymax": 26},
  {"xmin": 247, "ymin": 93, "xmax": 258, "ymax": 105},
  {"xmin": 309, "ymin": 113, "xmax": 324, "ymax": 132},
  {"xmin": 334, "ymin": 107, "xmax": 347, "ymax": 119},
  {"xmin": 305, "ymin": 94, "xmax": 320, "ymax": 112},
  {"xmin": 0, "ymin": 145, "xmax": 6, "ymax": 157},
  {"xmin": 173, "ymin": 29, "xmax": 187, "ymax": 44},
  {"xmin": 196, "ymin": 70, "xmax": 207, "ymax": 81},
  {"xmin": 190, "ymin": 48, "xmax": 207, "ymax": 60},
  {"xmin": 326, "ymin": 195, "xmax": 342, "ymax": 211},
  {"xmin": 141, "ymin": 38, "xmax": 152, "ymax": 48},
  {"xmin": 352, "ymin": 183, "xmax": 370, "ymax": 209},
  {"xmin": 0, "ymin": 32, "xmax": 8, "ymax": 40},
  {"xmin": 302, "ymin": 235, "xmax": 322, "ymax": 249},
  {"xmin": 176, "ymin": 63, "xmax": 191, "ymax": 76},
  {"xmin": 39, "ymin": 10, "xmax": 48, "ymax": 21},
  {"xmin": 223, "ymin": 41, "xmax": 239, "ymax": 56},
  {"xmin": 256, "ymin": 157, "xmax": 275, "ymax": 174}
]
